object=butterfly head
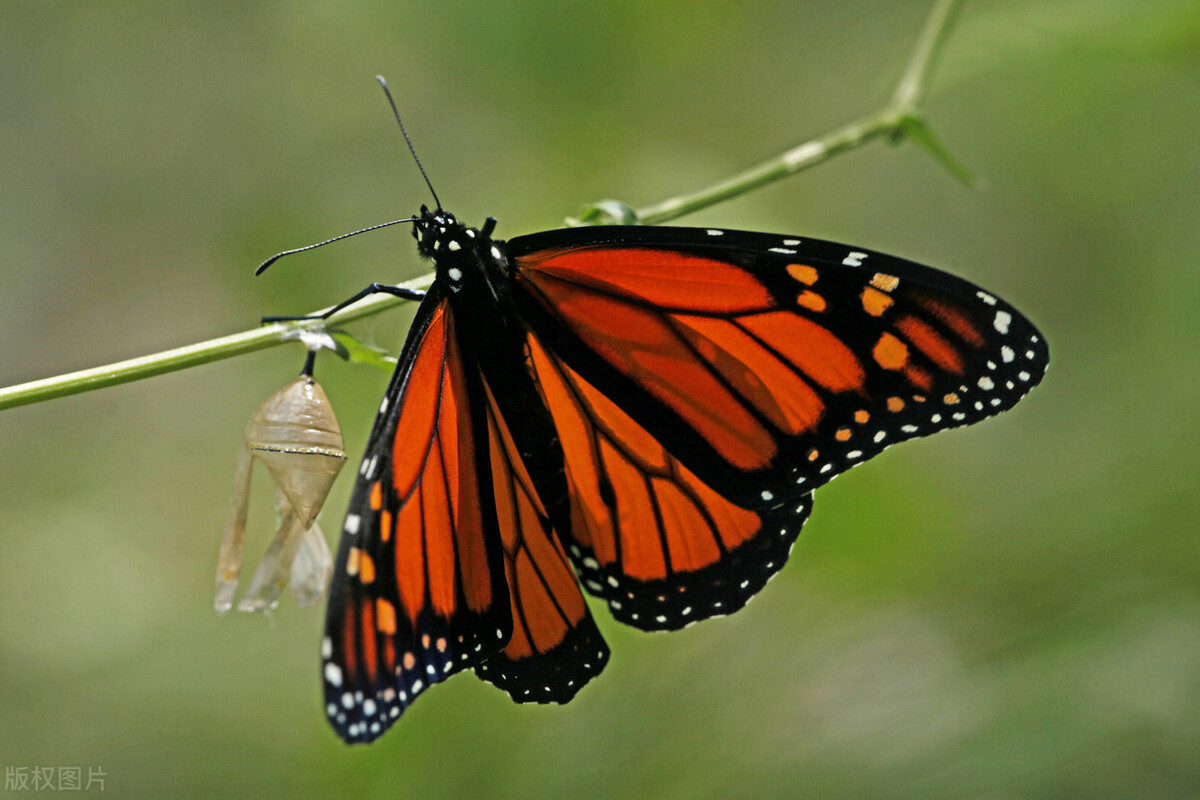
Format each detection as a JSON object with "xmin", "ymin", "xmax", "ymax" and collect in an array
[{"xmin": 412, "ymin": 205, "xmax": 465, "ymax": 258}]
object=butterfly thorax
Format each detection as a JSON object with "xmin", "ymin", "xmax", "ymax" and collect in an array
[{"xmin": 412, "ymin": 205, "xmax": 510, "ymax": 300}]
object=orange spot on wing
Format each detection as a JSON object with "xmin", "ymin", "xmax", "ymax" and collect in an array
[
  {"xmin": 871, "ymin": 273, "xmax": 899, "ymax": 292},
  {"xmin": 358, "ymin": 552, "xmax": 376, "ymax": 585},
  {"xmin": 861, "ymin": 286, "xmax": 894, "ymax": 317},
  {"xmin": 854, "ymin": 410, "xmax": 870, "ymax": 424},
  {"xmin": 873, "ymin": 332, "xmax": 910, "ymax": 371},
  {"xmin": 379, "ymin": 510, "xmax": 392, "ymax": 543},
  {"xmin": 376, "ymin": 599, "xmax": 397, "ymax": 635},
  {"xmin": 796, "ymin": 290, "xmax": 827, "ymax": 312},
  {"xmin": 943, "ymin": 392, "xmax": 961, "ymax": 405},
  {"xmin": 887, "ymin": 397, "xmax": 905, "ymax": 412},
  {"xmin": 787, "ymin": 263, "xmax": 819, "ymax": 285},
  {"xmin": 369, "ymin": 482, "xmax": 383, "ymax": 511},
  {"xmin": 835, "ymin": 428, "xmax": 852, "ymax": 442},
  {"xmin": 403, "ymin": 651, "xmax": 416, "ymax": 670},
  {"xmin": 346, "ymin": 547, "xmax": 361, "ymax": 576},
  {"xmin": 896, "ymin": 315, "xmax": 965, "ymax": 375}
]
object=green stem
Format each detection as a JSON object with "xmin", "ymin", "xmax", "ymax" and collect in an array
[
  {"xmin": 0, "ymin": 0, "xmax": 964, "ymax": 412},
  {"xmin": 0, "ymin": 275, "xmax": 431, "ymax": 411},
  {"xmin": 610, "ymin": 0, "xmax": 966, "ymax": 226}
]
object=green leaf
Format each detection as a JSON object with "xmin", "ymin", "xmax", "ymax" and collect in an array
[
  {"xmin": 329, "ymin": 331, "xmax": 397, "ymax": 372},
  {"xmin": 897, "ymin": 113, "xmax": 982, "ymax": 188}
]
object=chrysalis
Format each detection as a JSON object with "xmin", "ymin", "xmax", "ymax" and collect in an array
[{"xmin": 215, "ymin": 359, "xmax": 345, "ymax": 614}]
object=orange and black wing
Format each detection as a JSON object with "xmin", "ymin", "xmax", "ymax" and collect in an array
[
  {"xmin": 509, "ymin": 226, "xmax": 1048, "ymax": 510},
  {"xmin": 525, "ymin": 331, "xmax": 812, "ymax": 630},
  {"xmin": 472, "ymin": 375, "xmax": 610, "ymax": 701},
  {"xmin": 505, "ymin": 226, "xmax": 1047, "ymax": 629},
  {"xmin": 322, "ymin": 294, "xmax": 511, "ymax": 744}
]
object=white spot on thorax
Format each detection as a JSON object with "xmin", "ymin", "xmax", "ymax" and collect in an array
[
  {"xmin": 448, "ymin": 267, "xmax": 462, "ymax": 281},
  {"xmin": 447, "ymin": 240, "xmax": 461, "ymax": 251}
]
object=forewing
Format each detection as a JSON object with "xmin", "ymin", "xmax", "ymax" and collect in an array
[
  {"xmin": 322, "ymin": 296, "xmax": 511, "ymax": 744},
  {"xmin": 508, "ymin": 226, "xmax": 1048, "ymax": 509}
]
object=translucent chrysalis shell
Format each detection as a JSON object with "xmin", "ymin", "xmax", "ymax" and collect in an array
[{"xmin": 215, "ymin": 375, "xmax": 346, "ymax": 614}]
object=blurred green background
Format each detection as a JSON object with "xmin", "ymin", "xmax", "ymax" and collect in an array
[{"xmin": 2, "ymin": 1, "xmax": 1198, "ymax": 797}]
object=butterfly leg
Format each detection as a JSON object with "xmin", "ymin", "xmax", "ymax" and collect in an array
[{"xmin": 261, "ymin": 283, "xmax": 426, "ymax": 323}]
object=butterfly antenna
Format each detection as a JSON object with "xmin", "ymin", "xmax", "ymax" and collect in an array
[
  {"xmin": 376, "ymin": 75, "xmax": 441, "ymax": 211},
  {"xmin": 255, "ymin": 217, "xmax": 418, "ymax": 275}
]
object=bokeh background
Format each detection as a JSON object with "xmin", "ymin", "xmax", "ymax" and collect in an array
[{"xmin": 2, "ymin": 1, "xmax": 1198, "ymax": 797}]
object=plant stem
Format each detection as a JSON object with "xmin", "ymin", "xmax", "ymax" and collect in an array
[
  {"xmin": 0, "ymin": 0, "xmax": 964, "ymax": 412},
  {"xmin": 632, "ymin": 0, "xmax": 964, "ymax": 225},
  {"xmin": 0, "ymin": 276, "xmax": 431, "ymax": 411}
]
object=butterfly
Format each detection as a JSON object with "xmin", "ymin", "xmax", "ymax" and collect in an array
[{"xmin": 292, "ymin": 201, "xmax": 1048, "ymax": 744}]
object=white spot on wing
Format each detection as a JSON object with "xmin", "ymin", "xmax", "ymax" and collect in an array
[
  {"xmin": 994, "ymin": 310, "xmax": 1012, "ymax": 334},
  {"xmin": 843, "ymin": 251, "xmax": 868, "ymax": 267},
  {"xmin": 325, "ymin": 663, "xmax": 343, "ymax": 687},
  {"xmin": 345, "ymin": 514, "xmax": 361, "ymax": 535}
]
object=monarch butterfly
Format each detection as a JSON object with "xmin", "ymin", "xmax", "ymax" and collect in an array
[
  {"xmin": 280, "ymin": 205, "xmax": 1049, "ymax": 744},
  {"xmin": 262, "ymin": 84, "xmax": 1048, "ymax": 745}
]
